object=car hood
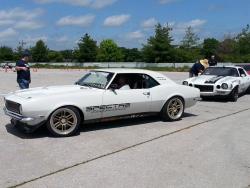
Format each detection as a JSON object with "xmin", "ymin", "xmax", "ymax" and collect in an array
[
  {"xmin": 189, "ymin": 75, "xmax": 237, "ymax": 85},
  {"xmin": 11, "ymin": 85, "xmax": 97, "ymax": 99}
]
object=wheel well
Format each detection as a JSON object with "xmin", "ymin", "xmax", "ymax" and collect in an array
[
  {"xmin": 50, "ymin": 105, "xmax": 84, "ymax": 123},
  {"xmin": 234, "ymin": 85, "xmax": 239, "ymax": 90},
  {"xmin": 161, "ymin": 95, "xmax": 185, "ymax": 111}
]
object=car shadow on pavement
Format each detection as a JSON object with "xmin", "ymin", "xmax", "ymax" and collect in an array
[
  {"xmin": 5, "ymin": 112, "xmax": 197, "ymax": 139},
  {"xmin": 200, "ymin": 96, "xmax": 244, "ymax": 103},
  {"xmin": 5, "ymin": 123, "xmax": 49, "ymax": 139}
]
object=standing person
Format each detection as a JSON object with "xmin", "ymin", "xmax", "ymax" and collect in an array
[
  {"xmin": 16, "ymin": 50, "xmax": 31, "ymax": 89},
  {"xmin": 208, "ymin": 55, "xmax": 217, "ymax": 66},
  {"xmin": 189, "ymin": 59, "xmax": 209, "ymax": 77}
]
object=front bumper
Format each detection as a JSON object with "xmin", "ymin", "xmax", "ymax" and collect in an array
[
  {"xmin": 3, "ymin": 107, "xmax": 46, "ymax": 126},
  {"xmin": 200, "ymin": 89, "xmax": 231, "ymax": 97}
]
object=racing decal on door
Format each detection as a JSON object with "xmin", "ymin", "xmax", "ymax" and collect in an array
[{"xmin": 86, "ymin": 103, "xmax": 130, "ymax": 113}]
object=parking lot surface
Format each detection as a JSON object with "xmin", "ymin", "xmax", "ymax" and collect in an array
[{"xmin": 0, "ymin": 69, "xmax": 250, "ymax": 188}]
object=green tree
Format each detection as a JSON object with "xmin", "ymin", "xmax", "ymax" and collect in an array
[
  {"xmin": 97, "ymin": 39, "xmax": 123, "ymax": 62},
  {"xmin": 13, "ymin": 45, "xmax": 24, "ymax": 60},
  {"xmin": 201, "ymin": 38, "xmax": 220, "ymax": 58},
  {"xmin": 142, "ymin": 23, "xmax": 174, "ymax": 63},
  {"xmin": 120, "ymin": 47, "xmax": 143, "ymax": 62},
  {"xmin": 218, "ymin": 35, "xmax": 236, "ymax": 55},
  {"xmin": 173, "ymin": 48, "xmax": 202, "ymax": 62},
  {"xmin": 60, "ymin": 50, "xmax": 73, "ymax": 62},
  {"xmin": 0, "ymin": 46, "xmax": 13, "ymax": 61},
  {"xmin": 76, "ymin": 33, "xmax": 98, "ymax": 62},
  {"xmin": 235, "ymin": 24, "xmax": 250, "ymax": 55},
  {"xmin": 31, "ymin": 40, "xmax": 49, "ymax": 62},
  {"xmin": 181, "ymin": 26, "xmax": 200, "ymax": 48},
  {"xmin": 48, "ymin": 51, "xmax": 63, "ymax": 62}
]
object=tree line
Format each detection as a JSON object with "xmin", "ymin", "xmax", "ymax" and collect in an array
[{"xmin": 1, "ymin": 23, "xmax": 250, "ymax": 63}]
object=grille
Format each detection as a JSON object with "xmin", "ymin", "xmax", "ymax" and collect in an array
[
  {"xmin": 194, "ymin": 85, "xmax": 214, "ymax": 92},
  {"xmin": 5, "ymin": 100, "xmax": 21, "ymax": 114}
]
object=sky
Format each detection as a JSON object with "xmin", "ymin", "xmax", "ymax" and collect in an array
[{"xmin": 0, "ymin": 0, "xmax": 250, "ymax": 50}]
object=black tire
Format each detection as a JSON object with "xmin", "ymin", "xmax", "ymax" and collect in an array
[
  {"xmin": 161, "ymin": 96, "xmax": 184, "ymax": 121},
  {"xmin": 228, "ymin": 87, "xmax": 239, "ymax": 102},
  {"xmin": 200, "ymin": 96, "xmax": 208, "ymax": 101},
  {"xmin": 47, "ymin": 106, "xmax": 81, "ymax": 137}
]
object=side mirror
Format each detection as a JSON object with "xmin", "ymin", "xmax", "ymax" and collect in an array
[{"xmin": 241, "ymin": 74, "xmax": 246, "ymax": 77}]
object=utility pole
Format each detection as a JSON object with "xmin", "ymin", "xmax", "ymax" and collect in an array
[{"xmin": 19, "ymin": 40, "xmax": 26, "ymax": 49}]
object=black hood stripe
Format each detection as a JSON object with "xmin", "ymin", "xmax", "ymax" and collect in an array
[{"xmin": 204, "ymin": 76, "xmax": 224, "ymax": 84}]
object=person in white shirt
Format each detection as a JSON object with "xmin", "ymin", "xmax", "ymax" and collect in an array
[{"xmin": 118, "ymin": 76, "xmax": 131, "ymax": 90}]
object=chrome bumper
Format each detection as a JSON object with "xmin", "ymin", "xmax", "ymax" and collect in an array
[
  {"xmin": 4, "ymin": 107, "xmax": 34, "ymax": 123},
  {"xmin": 200, "ymin": 90, "xmax": 231, "ymax": 96}
]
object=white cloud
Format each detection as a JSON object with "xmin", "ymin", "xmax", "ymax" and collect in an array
[
  {"xmin": 22, "ymin": 35, "xmax": 48, "ymax": 45},
  {"xmin": 0, "ymin": 7, "xmax": 44, "ymax": 30},
  {"xmin": 56, "ymin": 36, "xmax": 69, "ymax": 42},
  {"xmin": 0, "ymin": 28, "xmax": 18, "ymax": 39},
  {"xmin": 0, "ymin": 20, "xmax": 15, "ymax": 26},
  {"xmin": 14, "ymin": 21, "xmax": 43, "ymax": 30},
  {"xmin": 34, "ymin": 0, "xmax": 90, "ymax": 6},
  {"xmin": 91, "ymin": 0, "xmax": 117, "ymax": 9},
  {"xmin": 159, "ymin": 0, "xmax": 179, "ymax": 4},
  {"xmin": 57, "ymin": 15, "xmax": 95, "ymax": 27},
  {"xmin": 34, "ymin": 0, "xmax": 117, "ymax": 9},
  {"xmin": 103, "ymin": 14, "xmax": 130, "ymax": 27},
  {"xmin": 169, "ymin": 19, "xmax": 207, "ymax": 34},
  {"xmin": 0, "ymin": 7, "xmax": 43, "ymax": 21},
  {"xmin": 127, "ymin": 30, "xmax": 144, "ymax": 39},
  {"xmin": 182, "ymin": 19, "xmax": 207, "ymax": 28},
  {"xmin": 141, "ymin": 18, "xmax": 158, "ymax": 28}
]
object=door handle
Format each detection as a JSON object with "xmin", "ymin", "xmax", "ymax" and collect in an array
[{"xmin": 143, "ymin": 92, "xmax": 150, "ymax": 96}]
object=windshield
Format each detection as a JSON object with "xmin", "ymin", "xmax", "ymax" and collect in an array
[
  {"xmin": 76, "ymin": 71, "xmax": 114, "ymax": 89},
  {"xmin": 202, "ymin": 67, "xmax": 239, "ymax": 77}
]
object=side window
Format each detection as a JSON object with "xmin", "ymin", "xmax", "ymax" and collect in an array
[
  {"xmin": 239, "ymin": 68, "xmax": 247, "ymax": 77},
  {"xmin": 142, "ymin": 74, "xmax": 159, "ymax": 89},
  {"xmin": 109, "ymin": 73, "xmax": 160, "ymax": 90},
  {"xmin": 109, "ymin": 74, "xmax": 131, "ymax": 90}
]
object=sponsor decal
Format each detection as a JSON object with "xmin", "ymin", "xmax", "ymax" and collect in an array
[
  {"xmin": 156, "ymin": 77, "xmax": 167, "ymax": 80},
  {"xmin": 205, "ymin": 76, "xmax": 224, "ymax": 84},
  {"xmin": 86, "ymin": 103, "xmax": 130, "ymax": 113}
]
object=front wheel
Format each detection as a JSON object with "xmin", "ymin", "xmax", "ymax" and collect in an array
[
  {"xmin": 47, "ymin": 107, "xmax": 81, "ymax": 137},
  {"xmin": 161, "ymin": 97, "xmax": 184, "ymax": 121},
  {"xmin": 228, "ymin": 87, "xmax": 239, "ymax": 102}
]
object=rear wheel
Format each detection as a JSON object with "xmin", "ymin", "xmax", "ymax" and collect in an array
[
  {"xmin": 47, "ymin": 106, "xmax": 81, "ymax": 137},
  {"xmin": 161, "ymin": 97, "xmax": 184, "ymax": 121}
]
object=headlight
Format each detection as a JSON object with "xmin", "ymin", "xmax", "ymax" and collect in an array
[
  {"xmin": 183, "ymin": 81, "xmax": 188, "ymax": 86},
  {"xmin": 221, "ymin": 83, "xmax": 228, "ymax": 89}
]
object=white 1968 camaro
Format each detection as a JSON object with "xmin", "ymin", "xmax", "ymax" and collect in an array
[
  {"xmin": 183, "ymin": 66, "xmax": 250, "ymax": 101},
  {"xmin": 4, "ymin": 69, "xmax": 200, "ymax": 137}
]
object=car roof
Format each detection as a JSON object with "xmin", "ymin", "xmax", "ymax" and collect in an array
[
  {"xmin": 208, "ymin": 66, "xmax": 242, "ymax": 69},
  {"xmin": 97, "ymin": 68, "xmax": 158, "ymax": 74},
  {"xmin": 94, "ymin": 68, "xmax": 175, "ymax": 84}
]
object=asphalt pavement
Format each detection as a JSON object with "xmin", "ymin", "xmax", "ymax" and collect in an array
[{"xmin": 0, "ymin": 69, "xmax": 249, "ymax": 188}]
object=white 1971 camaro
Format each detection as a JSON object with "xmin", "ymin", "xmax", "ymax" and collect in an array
[
  {"xmin": 4, "ymin": 69, "xmax": 200, "ymax": 137},
  {"xmin": 183, "ymin": 66, "xmax": 250, "ymax": 101}
]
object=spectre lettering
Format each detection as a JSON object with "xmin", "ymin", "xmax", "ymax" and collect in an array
[{"xmin": 86, "ymin": 103, "xmax": 130, "ymax": 113}]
